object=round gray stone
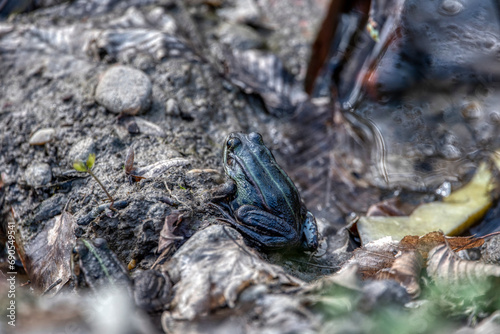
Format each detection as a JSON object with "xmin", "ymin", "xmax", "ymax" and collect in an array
[
  {"xmin": 25, "ymin": 162, "xmax": 52, "ymax": 187},
  {"xmin": 95, "ymin": 65, "xmax": 152, "ymax": 115}
]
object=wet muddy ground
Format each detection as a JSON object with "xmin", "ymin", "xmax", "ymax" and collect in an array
[{"xmin": 2, "ymin": 0, "xmax": 500, "ymax": 333}]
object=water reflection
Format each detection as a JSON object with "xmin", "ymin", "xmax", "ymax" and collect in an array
[{"xmin": 322, "ymin": 0, "xmax": 500, "ymax": 191}]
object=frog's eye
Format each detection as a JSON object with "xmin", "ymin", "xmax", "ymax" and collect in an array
[
  {"xmin": 249, "ymin": 132, "xmax": 263, "ymax": 144},
  {"xmin": 226, "ymin": 137, "xmax": 241, "ymax": 151}
]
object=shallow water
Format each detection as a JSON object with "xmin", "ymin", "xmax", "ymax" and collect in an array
[{"xmin": 322, "ymin": 0, "xmax": 500, "ymax": 191}]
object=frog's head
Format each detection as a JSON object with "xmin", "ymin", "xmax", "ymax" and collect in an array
[{"xmin": 223, "ymin": 132, "xmax": 270, "ymax": 182}]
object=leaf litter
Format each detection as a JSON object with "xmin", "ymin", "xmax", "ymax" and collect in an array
[
  {"xmin": 17, "ymin": 206, "xmax": 76, "ymax": 295},
  {"xmin": 4, "ymin": 0, "xmax": 500, "ymax": 333}
]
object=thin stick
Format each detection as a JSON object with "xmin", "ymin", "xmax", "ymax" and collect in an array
[{"xmin": 87, "ymin": 169, "xmax": 115, "ymax": 207}]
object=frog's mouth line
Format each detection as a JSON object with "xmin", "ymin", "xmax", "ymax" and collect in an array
[
  {"xmin": 224, "ymin": 151, "xmax": 238, "ymax": 177},
  {"xmin": 223, "ymin": 137, "xmax": 239, "ymax": 171}
]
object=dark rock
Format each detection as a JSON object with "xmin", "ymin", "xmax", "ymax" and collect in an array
[
  {"xmin": 359, "ymin": 280, "xmax": 411, "ymax": 312},
  {"xmin": 134, "ymin": 269, "xmax": 172, "ymax": 312}
]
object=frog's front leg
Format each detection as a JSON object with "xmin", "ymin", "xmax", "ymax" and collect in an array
[
  {"xmin": 301, "ymin": 211, "xmax": 318, "ymax": 251},
  {"xmin": 211, "ymin": 180, "xmax": 237, "ymax": 201},
  {"xmin": 210, "ymin": 180, "xmax": 237, "ymax": 214},
  {"xmin": 230, "ymin": 205, "xmax": 301, "ymax": 249}
]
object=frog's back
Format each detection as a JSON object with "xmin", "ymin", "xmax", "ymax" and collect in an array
[{"xmin": 243, "ymin": 139, "xmax": 303, "ymax": 223}]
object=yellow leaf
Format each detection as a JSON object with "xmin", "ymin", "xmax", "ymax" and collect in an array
[
  {"xmin": 358, "ymin": 162, "xmax": 495, "ymax": 245},
  {"xmin": 73, "ymin": 160, "xmax": 87, "ymax": 172},
  {"xmin": 86, "ymin": 153, "xmax": 96, "ymax": 169}
]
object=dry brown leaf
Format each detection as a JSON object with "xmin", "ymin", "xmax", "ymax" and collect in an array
[
  {"xmin": 427, "ymin": 243, "xmax": 500, "ymax": 287},
  {"xmin": 20, "ymin": 210, "xmax": 76, "ymax": 294},
  {"xmin": 376, "ymin": 250, "xmax": 423, "ymax": 298},
  {"xmin": 345, "ymin": 237, "xmax": 400, "ymax": 280},
  {"xmin": 447, "ymin": 236, "xmax": 486, "ymax": 252},
  {"xmin": 124, "ymin": 146, "xmax": 135, "ymax": 175},
  {"xmin": 124, "ymin": 146, "xmax": 147, "ymax": 183},
  {"xmin": 158, "ymin": 210, "xmax": 185, "ymax": 254},
  {"xmin": 341, "ymin": 237, "xmax": 423, "ymax": 298},
  {"xmin": 342, "ymin": 231, "xmax": 485, "ymax": 298},
  {"xmin": 400, "ymin": 231, "xmax": 485, "ymax": 260},
  {"xmin": 161, "ymin": 225, "xmax": 303, "ymax": 320}
]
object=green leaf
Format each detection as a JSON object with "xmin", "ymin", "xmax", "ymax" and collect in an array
[
  {"xmin": 86, "ymin": 153, "xmax": 96, "ymax": 169},
  {"xmin": 73, "ymin": 160, "xmax": 87, "ymax": 172}
]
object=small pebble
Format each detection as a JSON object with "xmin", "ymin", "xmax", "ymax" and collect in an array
[
  {"xmin": 359, "ymin": 280, "xmax": 410, "ymax": 312},
  {"xmin": 25, "ymin": 162, "xmax": 52, "ymax": 187},
  {"xmin": 194, "ymin": 98, "xmax": 206, "ymax": 107},
  {"xmin": 29, "ymin": 128, "xmax": 55, "ymax": 145},
  {"xmin": 165, "ymin": 98, "xmax": 180, "ymax": 116},
  {"xmin": 440, "ymin": 0, "xmax": 464, "ymax": 16},
  {"xmin": 95, "ymin": 65, "xmax": 152, "ymax": 115}
]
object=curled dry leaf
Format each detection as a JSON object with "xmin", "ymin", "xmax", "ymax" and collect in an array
[
  {"xmin": 376, "ymin": 250, "xmax": 423, "ymax": 298},
  {"xmin": 133, "ymin": 158, "xmax": 190, "ymax": 179},
  {"xmin": 124, "ymin": 146, "xmax": 135, "ymax": 175},
  {"xmin": 124, "ymin": 146, "xmax": 146, "ymax": 183},
  {"xmin": 341, "ymin": 231, "xmax": 485, "ymax": 298},
  {"xmin": 427, "ymin": 243, "xmax": 500, "ymax": 287},
  {"xmin": 20, "ymin": 210, "xmax": 76, "ymax": 294},
  {"xmin": 343, "ymin": 237, "xmax": 400, "ymax": 280},
  {"xmin": 158, "ymin": 210, "xmax": 185, "ymax": 254},
  {"xmin": 160, "ymin": 225, "xmax": 303, "ymax": 320}
]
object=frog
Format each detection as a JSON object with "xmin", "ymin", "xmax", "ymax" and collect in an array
[
  {"xmin": 212, "ymin": 132, "xmax": 318, "ymax": 251},
  {"xmin": 71, "ymin": 238, "xmax": 132, "ymax": 294}
]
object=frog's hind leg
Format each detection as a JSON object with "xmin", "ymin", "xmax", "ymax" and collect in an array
[
  {"xmin": 231, "ymin": 205, "xmax": 301, "ymax": 249},
  {"xmin": 209, "ymin": 202, "xmax": 235, "ymax": 221}
]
